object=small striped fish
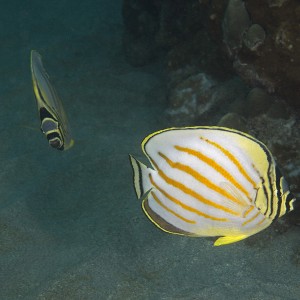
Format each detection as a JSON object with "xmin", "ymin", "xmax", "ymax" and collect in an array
[
  {"xmin": 31, "ymin": 50, "xmax": 74, "ymax": 150},
  {"xmin": 129, "ymin": 126, "xmax": 297, "ymax": 246}
]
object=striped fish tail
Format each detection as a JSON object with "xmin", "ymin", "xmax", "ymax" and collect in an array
[{"xmin": 129, "ymin": 155, "xmax": 152, "ymax": 199}]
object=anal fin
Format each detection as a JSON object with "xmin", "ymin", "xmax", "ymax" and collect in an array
[{"xmin": 214, "ymin": 234, "xmax": 249, "ymax": 246}]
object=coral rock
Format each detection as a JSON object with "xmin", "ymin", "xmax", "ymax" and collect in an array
[
  {"xmin": 222, "ymin": 0, "xmax": 251, "ymax": 56},
  {"xmin": 245, "ymin": 87, "xmax": 273, "ymax": 117},
  {"xmin": 243, "ymin": 24, "xmax": 266, "ymax": 51},
  {"xmin": 217, "ymin": 112, "xmax": 247, "ymax": 132}
]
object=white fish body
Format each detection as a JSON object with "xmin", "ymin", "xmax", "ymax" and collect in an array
[{"xmin": 130, "ymin": 126, "xmax": 297, "ymax": 246}]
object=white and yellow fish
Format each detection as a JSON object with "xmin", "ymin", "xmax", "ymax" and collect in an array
[
  {"xmin": 30, "ymin": 50, "xmax": 74, "ymax": 150},
  {"xmin": 129, "ymin": 126, "xmax": 297, "ymax": 246}
]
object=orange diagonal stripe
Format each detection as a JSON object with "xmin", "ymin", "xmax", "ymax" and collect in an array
[
  {"xmin": 150, "ymin": 158, "xmax": 240, "ymax": 216},
  {"xmin": 151, "ymin": 191, "xmax": 196, "ymax": 224},
  {"xmin": 242, "ymin": 211, "xmax": 261, "ymax": 226},
  {"xmin": 175, "ymin": 145, "xmax": 251, "ymax": 200},
  {"xmin": 243, "ymin": 206, "xmax": 254, "ymax": 218},
  {"xmin": 158, "ymin": 151, "xmax": 244, "ymax": 206},
  {"xmin": 256, "ymin": 217, "xmax": 266, "ymax": 226},
  {"xmin": 150, "ymin": 174, "xmax": 228, "ymax": 222},
  {"xmin": 200, "ymin": 137, "xmax": 256, "ymax": 187}
]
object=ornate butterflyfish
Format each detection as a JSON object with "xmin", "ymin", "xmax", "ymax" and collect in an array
[
  {"xmin": 30, "ymin": 50, "xmax": 74, "ymax": 150},
  {"xmin": 129, "ymin": 126, "xmax": 297, "ymax": 246}
]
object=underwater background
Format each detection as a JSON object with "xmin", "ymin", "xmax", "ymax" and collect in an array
[{"xmin": 1, "ymin": 0, "xmax": 300, "ymax": 299}]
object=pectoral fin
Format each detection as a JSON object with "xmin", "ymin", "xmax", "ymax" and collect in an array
[
  {"xmin": 214, "ymin": 234, "xmax": 249, "ymax": 246},
  {"xmin": 220, "ymin": 182, "xmax": 252, "ymax": 217}
]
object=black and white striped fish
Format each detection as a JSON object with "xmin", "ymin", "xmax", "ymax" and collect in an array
[
  {"xmin": 129, "ymin": 126, "xmax": 297, "ymax": 246},
  {"xmin": 30, "ymin": 50, "xmax": 74, "ymax": 150}
]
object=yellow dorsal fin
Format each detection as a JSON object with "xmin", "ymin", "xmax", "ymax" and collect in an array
[{"xmin": 214, "ymin": 235, "xmax": 249, "ymax": 246}]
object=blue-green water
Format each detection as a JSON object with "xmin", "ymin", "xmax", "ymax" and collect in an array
[{"xmin": 0, "ymin": 1, "xmax": 299, "ymax": 299}]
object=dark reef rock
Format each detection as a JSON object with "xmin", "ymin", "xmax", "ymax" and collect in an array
[
  {"xmin": 236, "ymin": 0, "xmax": 300, "ymax": 108},
  {"xmin": 245, "ymin": 87, "xmax": 273, "ymax": 118},
  {"xmin": 166, "ymin": 74, "xmax": 249, "ymax": 126},
  {"xmin": 222, "ymin": 0, "xmax": 251, "ymax": 57},
  {"xmin": 203, "ymin": 0, "xmax": 300, "ymax": 108},
  {"xmin": 166, "ymin": 72, "xmax": 217, "ymax": 125},
  {"xmin": 122, "ymin": 0, "xmax": 231, "ymax": 77},
  {"xmin": 243, "ymin": 24, "xmax": 266, "ymax": 52},
  {"xmin": 122, "ymin": 0, "xmax": 300, "ymax": 108},
  {"xmin": 217, "ymin": 112, "xmax": 247, "ymax": 132}
]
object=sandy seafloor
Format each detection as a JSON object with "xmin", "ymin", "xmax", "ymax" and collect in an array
[{"xmin": 0, "ymin": 1, "xmax": 299, "ymax": 299}]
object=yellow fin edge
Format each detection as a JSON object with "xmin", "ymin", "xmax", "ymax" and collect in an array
[
  {"xmin": 66, "ymin": 139, "xmax": 75, "ymax": 150},
  {"xmin": 214, "ymin": 235, "xmax": 249, "ymax": 246}
]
